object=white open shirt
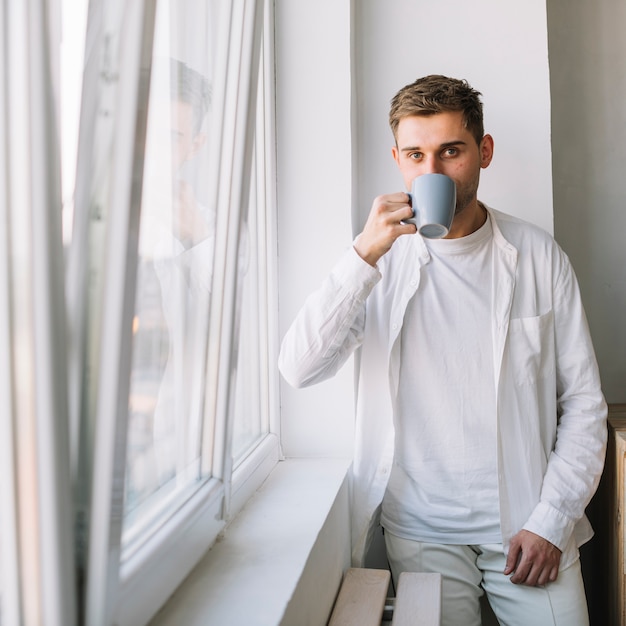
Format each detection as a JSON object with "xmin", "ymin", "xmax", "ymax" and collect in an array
[{"xmin": 278, "ymin": 207, "xmax": 607, "ymax": 568}]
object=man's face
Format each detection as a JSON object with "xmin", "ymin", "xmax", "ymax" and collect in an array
[
  {"xmin": 171, "ymin": 100, "xmax": 203, "ymax": 173},
  {"xmin": 392, "ymin": 110, "xmax": 493, "ymax": 217}
]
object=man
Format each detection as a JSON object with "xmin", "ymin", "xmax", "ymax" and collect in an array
[{"xmin": 278, "ymin": 75, "xmax": 607, "ymax": 625}]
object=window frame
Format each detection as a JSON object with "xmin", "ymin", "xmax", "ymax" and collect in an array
[
  {"xmin": 0, "ymin": 2, "xmax": 76, "ymax": 624},
  {"xmin": 60, "ymin": 0, "xmax": 278, "ymax": 623},
  {"xmin": 1, "ymin": 0, "xmax": 279, "ymax": 622}
]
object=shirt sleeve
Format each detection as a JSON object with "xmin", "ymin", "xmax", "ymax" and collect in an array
[
  {"xmin": 522, "ymin": 249, "xmax": 608, "ymax": 551},
  {"xmin": 278, "ymin": 246, "xmax": 381, "ymax": 389}
]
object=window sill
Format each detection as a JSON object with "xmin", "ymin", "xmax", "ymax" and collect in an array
[{"xmin": 150, "ymin": 457, "xmax": 352, "ymax": 625}]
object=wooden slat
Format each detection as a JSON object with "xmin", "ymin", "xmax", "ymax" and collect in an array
[
  {"xmin": 617, "ymin": 433, "xmax": 626, "ymax": 626},
  {"xmin": 391, "ymin": 572, "xmax": 441, "ymax": 626},
  {"xmin": 608, "ymin": 406, "xmax": 626, "ymax": 626},
  {"xmin": 328, "ymin": 568, "xmax": 390, "ymax": 626}
]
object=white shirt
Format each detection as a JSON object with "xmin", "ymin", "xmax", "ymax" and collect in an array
[
  {"xmin": 382, "ymin": 217, "xmax": 500, "ymax": 543},
  {"xmin": 278, "ymin": 207, "xmax": 608, "ymax": 568}
]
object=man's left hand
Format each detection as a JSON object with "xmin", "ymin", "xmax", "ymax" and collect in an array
[{"xmin": 504, "ymin": 529, "xmax": 562, "ymax": 586}]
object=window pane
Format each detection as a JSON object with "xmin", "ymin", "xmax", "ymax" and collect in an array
[
  {"xmin": 231, "ymin": 130, "xmax": 269, "ymax": 463},
  {"xmin": 123, "ymin": 0, "xmax": 217, "ymax": 543}
]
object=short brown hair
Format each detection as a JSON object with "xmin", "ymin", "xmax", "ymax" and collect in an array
[{"xmin": 389, "ymin": 75, "xmax": 484, "ymax": 145}]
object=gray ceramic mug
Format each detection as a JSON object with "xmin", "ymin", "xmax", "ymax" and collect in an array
[{"xmin": 405, "ymin": 173, "xmax": 456, "ymax": 239}]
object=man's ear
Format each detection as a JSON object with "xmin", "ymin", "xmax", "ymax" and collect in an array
[
  {"xmin": 391, "ymin": 144, "xmax": 400, "ymax": 166},
  {"xmin": 480, "ymin": 134, "xmax": 494, "ymax": 169}
]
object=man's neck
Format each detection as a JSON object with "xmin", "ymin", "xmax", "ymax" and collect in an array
[{"xmin": 445, "ymin": 200, "xmax": 487, "ymax": 239}]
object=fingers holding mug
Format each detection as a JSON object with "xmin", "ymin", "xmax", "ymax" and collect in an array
[{"xmin": 354, "ymin": 192, "xmax": 416, "ymax": 266}]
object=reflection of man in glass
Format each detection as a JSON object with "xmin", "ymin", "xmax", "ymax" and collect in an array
[
  {"xmin": 151, "ymin": 59, "xmax": 213, "ymax": 486},
  {"xmin": 127, "ymin": 58, "xmax": 212, "ymax": 510},
  {"xmin": 168, "ymin": 59, "xmax": 212, "ymax": 251}
]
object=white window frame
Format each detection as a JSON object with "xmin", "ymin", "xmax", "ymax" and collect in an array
[
  {"xmin": 0, "ymin": 2, "xmax": 76, "ymax": 625},
  {"xmin": 61, "ymin": 0, "xmax": 278, "ymax": 624},
  {"xmin": 1, "ymin": 0, "xmax": 279, "ymax": 622},
  {"xmin": 221, "ymin": 0, "xmax": 282, "ymax": 522}
]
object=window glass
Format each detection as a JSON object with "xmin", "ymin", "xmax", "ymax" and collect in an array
[
  {"xmin": 123, "ymin": 0, "xmax": 217, "ymax": 540},
  {"xmin": 231, "ymin": 100, "xmax": 270, "ymax": 463}
]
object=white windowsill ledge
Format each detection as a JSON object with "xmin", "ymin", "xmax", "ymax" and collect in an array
[{"xmin": 150, "ymin": 457, "xmax": 352, "ymax": 626}]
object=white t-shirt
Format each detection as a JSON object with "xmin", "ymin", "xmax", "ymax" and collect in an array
[{"xmin": 381, "ymin": 215, "xmax": 502, "ymax": 544}]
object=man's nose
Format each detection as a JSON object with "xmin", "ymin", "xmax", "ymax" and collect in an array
[{"xmin": 422, "ymin": 155, "xmax": 443, "ymax": 174}]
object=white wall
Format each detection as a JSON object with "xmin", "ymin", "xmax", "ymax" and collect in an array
[
  {"xmin": 353, "ymin": 0, "xmax": 554, "ymax": 234},
  {"xmin": 276, "ymin": 1, "xmax": 556, "ymax": 459},
  {"xmin": 276, "ymin": 0, "xmax": 625, "ymax": 452},
  {"xmin": 547, "ymin": 0, "xmax": 626, "ymax": 403},
  {"xmin": 275, "ymin": 0, "xmax": 356, "ymax": 458}
]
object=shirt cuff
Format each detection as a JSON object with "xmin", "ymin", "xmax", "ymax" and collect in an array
[{"xmin": 522, "ymin": 501, "xmax": 576, "ymax": 552}]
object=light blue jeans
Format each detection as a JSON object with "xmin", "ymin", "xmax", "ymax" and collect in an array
[{"xmin": 384, "ymin": 532, "xmax": 589, "ymax": 626}]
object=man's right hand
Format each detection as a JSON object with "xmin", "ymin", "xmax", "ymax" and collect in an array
[{"xmin": 353, "ymin": 192, "xmax": 416, "ymax": 267}]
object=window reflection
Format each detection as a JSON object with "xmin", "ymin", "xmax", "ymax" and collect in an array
[
  {"xmin": 124, "ymin": 2, "xmax": 215, "ymax": 536},
  {"xmin": 122, "ymin": 0, "xmax": 270, "ymax": 547}
]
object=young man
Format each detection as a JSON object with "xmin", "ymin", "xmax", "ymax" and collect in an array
[{"xmin": 278, "ymin": 75, "xmax": 607, "ymax": 625}]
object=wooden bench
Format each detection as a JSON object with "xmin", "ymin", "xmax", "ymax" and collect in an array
[{"xmin": 328, "ymin": 567, "xmax": 442, "ymax": 625}]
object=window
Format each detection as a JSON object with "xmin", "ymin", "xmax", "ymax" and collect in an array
[
  {"xmin": 1, "ymin": 0, "xmax": 277, "ymax": 623},
  {"xmin": 122, "ymin": 1, "xmax": 220, "ymax": 557},
  {"xmin": 1, "ymin": 3, "xmax": 76, "ymax": 622}
]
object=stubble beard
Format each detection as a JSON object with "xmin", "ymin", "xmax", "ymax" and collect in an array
[{"xmin": 454, "ymin": 169, "xmax": 481, "ymax": 217}]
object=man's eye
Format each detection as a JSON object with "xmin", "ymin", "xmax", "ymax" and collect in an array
[
  {"xmin": 409, "ymin": 152, "xmax": 422, "ymax": 160},
  {"xmin": 443, "ymin": 147, "xmax": 458, "ymax": 157}
]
